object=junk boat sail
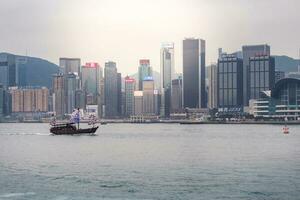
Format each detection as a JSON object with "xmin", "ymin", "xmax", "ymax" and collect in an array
[{"xmin": 50, "ymin": 109, "xmax": 98, "ymax": 135}]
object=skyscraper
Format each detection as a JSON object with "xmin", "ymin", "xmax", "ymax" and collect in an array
[
  {"xmin": 249, "ymin": 55, "xmax": 275, "ymax": 100},
  {"xmin": 52, "ymin": 73, "xmax": 65, "ymax": 118},
  {"xmin": 82, "ymin": 62, "xmax": 100, "ymax": 105},
  {"xmin": 104, "ymin": 61, "xmax": 118, "ymax": 118},
  {"xmin": 134, "ymin": 91, "xmax": 143, "ymax": 115},
  {"xmin": 171, "ymin": 77, "xmax": 183, "ymax": 113},
  {"xmin": 242, "ymin": 44, "xmax": 270, "ymax": 106},
  {"xmin": 59, "ymin": 58, "xmax": 81, "ymax": 75},
  {"xmin": 275, "ymin": 70, "xmax": 285, "ymax": 83},
  {"xmin": 142, "ymin": 77, "xmax": 155, "ymax": 115},
  {"xmin": 125, "ymin": 76, "xmax": 135, "ymax": 117},
  {"xmin": 66, "ymin": 73, "xmax": 78, "ymax": 114},
  {"xmin": 217, "ymin": 54, "xmax": 243, "ymax": 109},
  {"xmin": 138, "ymin": 59, "xmax": 152, "ymax": 90},
  {"xmin": 183, "ymin": 38, "xmax": 206, "ymax": 109},
  {"xmin": 0, "ymin": 84, "xmax": 4, "ymax": 118},
  {"xmin": 207, "ymin": 64, "xmax": 218, "ymax": 109},
  {"xmin": 117, "ymin": 73, "xmax": 122, "ymax": 116},
  {"xmin": 160, "ymin": 43, "xmax": 174, "ymax": 118},
  {"xmin": 0, "ymin": 54, "xmax": 16, "ymax": 88}
]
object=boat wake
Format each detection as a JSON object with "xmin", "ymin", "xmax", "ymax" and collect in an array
[
  {"xmin": 2, "ymin": 132, "xmax": 50, "ymax": 136},
  {"xmin": 0, "ymin": 192, "xmax": 36, "ymax": 198}
]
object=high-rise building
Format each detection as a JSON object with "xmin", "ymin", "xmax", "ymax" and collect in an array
[
  {"xmin": 125, "ymin": 76, "xmax": 136, "ymax": 117},
  {"xmin": 16, "ymin": 57, "xmax": 28, "ymax": 87},
  {"xmin": 183, "ymin": 38, "xmax": 206, "ymax": 109},
  {"xmin": 11, "ymin": 87, "xmax": 49, "ymax": 113},
  {"xmin": 104, "ymin": 61, "xmax": 118, "ymax": 118},
  {"xmin": 117, "ymin": 73, "xmax": 122, "ymax": 116},
  {"xmin": 82, "ymin": 62, "xmax": 101, "ymax": 105},
  {"xmin": 171, "ymin": 77, "xmax": 183, "ymax": 113},
  {"xmin": 52, "ymin": 74, "xmax": 65, "ymax": 118},
  {"xmin": 208, "ymin": 64, "xmax": 218, "ymax": 109},
  {"xmin": 242, "ymin": 44, "xmax": 270, "ymax": 106},
  {"xmin": 142, "ymin": 77, "xmax": 155, "ymax": 115},
  {"xmin": 66, "ymin": 73, "xmax": 78, "ymax": 114},
  {"xmin": 59, "ymin": 58, "xmax": 81, "ymax": 75},
  {"xmin": 0, "ymin": 84, "xmax": 4, "ymax": 118},
  {"xmin": 0, "ymin": 54, "xmax": 16, "ymax": 88},
  {"xmin": 249, "ymin": 55, "xmax": 275, "ymax": 100},
  {"xmin": 217, "ymin": 54, "xmax": 243, "ymax": 109},
  {"xmin": 134, "ymin": 91, "xmax": 143, "ymax": 115},
  {"xmin": 138, "ymin": 59, "xmax": 152, "ymax": 90},
  {"xmin": 275, "ymin": 70, "xmax": 285, "ymax": 83},
  {"xmin": 160, "ymin": 43, "xmax": 174, "ymax": 118}
]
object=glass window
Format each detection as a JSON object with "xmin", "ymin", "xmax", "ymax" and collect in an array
[
  {"xmin": 233, "ymin": 74, "xmax": 237, "ymax": 89},
  {"xmin": 224, "ymin": 74, "xmax": 228, "ymax": 89},
  {"xmin": 219, "ymin": 89, "xmax": 224, "ymax": 106},
  {"xmin": 233, "ymin": 89, "xmax": 237, "ymax": 105},
  {"xmin": 219, "ymin": 74, "xmax": 223, "ymax": 89},
  {"xmin": 219, "ymin": 64, "xmax": 223, "ymax": 73},
  {"xmin": 250, "ymin": 72, "xmax": 255, "ymax": 87},
  {"xmin": 228, "ymin": 63, "xmax": 232, "ymax": 73},
  {"xmin": 265, "ymin": 61, "xmax": 269, "ymax": 71},
  {"xmin": 228, "ymin": 89, "xmax": 233, "ymax": 106},
  {"xmin": 250, "ymin": 62, "xmax": 254, "ymax": 72},
  {"xmin": 232, "ymin": 63, "xmax": 237, "ymax": 72},
  {"xmin": 260, "ymin": 72, "xmax": 265, "ymax": 87},
  {"xmin": 228, "ymin": 73, "xmax": 232, "ymax": 88},
  {"xmin": 265, "ymin": 73, "xmax": 269, "ymax": 88},
  {"xmin": 255, "ymin": 62, "xmax": 259, "ymax": 72},
  {"xmin": 224, "ymin": 63, "xmax": 227, "ymax": 73},
  {"xmin": 250, "ymin": 88, "xmax": 255, "ymax": 99},
  {"xmin": 255, "ymin": 72, "xmax": 260, "ymax": 88},
  {"xmin": 224, "ymin": 89, "xmax": 228, "ymax": 106}
]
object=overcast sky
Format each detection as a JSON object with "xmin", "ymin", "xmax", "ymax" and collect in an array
[{"xmin": 0, "ymin": 0, "xmax": 300, "ymax": 75}]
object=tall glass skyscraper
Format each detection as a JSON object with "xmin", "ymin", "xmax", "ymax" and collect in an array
[
  {"xmin": 183, "ymin": 38, "xmax": 206, "ymax": 109},
  {"xmin": 160, "ymin": 43, "xmax": 174, "ymax": 117},
  {"xmin": 217, "ymin": 54, "xmax": 243, "ymax": 109},
  {"xmin": 138, "ymin": 59, "xmax": 152, "ymax": 90},
  {"xmin": 249, "ymin": 55, "xmax": 275, "ymax": 100},
  {"xmin": 104, "ymin": 61, "xmax": 119, "ymax": 118},
  {"xmin": 242, "ymin": 45, "xmax": 270, "ymax": 106}
]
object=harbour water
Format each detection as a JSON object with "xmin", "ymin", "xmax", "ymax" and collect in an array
[{"xmin": 0, "ymin": 123, "xmax": 299, "ymax": 200}]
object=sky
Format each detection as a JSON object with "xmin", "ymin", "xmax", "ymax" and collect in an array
[{"xmin": 0, "ymin": 0, "xmax": 300, "ymax": 75}]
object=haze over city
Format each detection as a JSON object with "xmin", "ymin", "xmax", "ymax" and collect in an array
[{"xmin": 1, "ymin": 0, "xmax": 300, "ymax": 75}]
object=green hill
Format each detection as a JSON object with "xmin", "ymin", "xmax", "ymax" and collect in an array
[{"xmin": 274, "ymin": 55, "xmax": 299, "ymax": 73}]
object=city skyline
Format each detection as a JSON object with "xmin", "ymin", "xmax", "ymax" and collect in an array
[{"xmin": 1, "ymin": 0, "xmax": 300, "ymax": 75}]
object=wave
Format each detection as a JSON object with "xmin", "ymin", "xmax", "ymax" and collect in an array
[
  {"xmin": 1, "ymin": 132, "xmax": 50, "ymax": 136},
  {"xmin": 0, "ymin": 192, "xmax": 36, "ymax": 198}
]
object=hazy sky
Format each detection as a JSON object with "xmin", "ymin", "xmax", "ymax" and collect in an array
[{"xmin": 1, "ymin": 0, "xmax": 300, "ymax": 75}]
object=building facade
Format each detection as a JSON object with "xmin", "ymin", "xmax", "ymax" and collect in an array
[
  {"xmin": 217, "ymin": 54, "xmax": 243, "ymax": 110},
  {"xmin": 52, "ymin": 74, "xmax": 65, "ymax": 118},
  {"xmin": 66, "ymin": 73, "xmax": 78, "ymax": 114},
  {"xmin": 275, "ymin": 70, "xmax": 285, "ymax": 83},
  {"xmin": 207, "ymin": 64, "xmax": 218, "ymax": 109},
  {"xmin": 183, "ymin": 38, "xmax": 206, "ymax": 109},
  {"xmin": 125, "ymin": 76, "xmax": 135, "ymax": 117},
  {"xmin": 160, "ymin": 43, "xmax": 174, "ymax": 118},
  {"xmin": 134, "ymin": 91, "xmax": 143, "ymax": 115},
  {"xmin": 249, "ymin": 55, "xmax": 275, "ymax": 100},
  {"xmin": 0, "ymin": 54, "xmax": 16, "ymax": 88},
  {"xmin": 82, "ymin": 62, "xmax": 101, "ymax": 105},
  {"xmin": 104, "ymin": 61, "xmax": 118, "ymax": 118},
  {"xmin": 242, "ymin": 44, "xmax": 270, "ymax": 106},
  {"xmin": 142, "ymin": 77, "xmax": 155, "ymax": 115},
  {"xmin": 138, "ymin": 59, "xmax": 152, "ymax": 90},
  {"xmin": 171, "ymin": 77, "xmax": 183, "ymax": 113}
]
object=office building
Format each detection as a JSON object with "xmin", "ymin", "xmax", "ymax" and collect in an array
[
  {"xmin": 117, "ymin": 73, "xmax": 122, "ymax": 116},
  {"xmin": 82, "ymin": 62, "xmax": 101, "ymax": 105},
  {"xmin": 217, "ymin": 54, "xmax": 243, "ymax": 110},
  {"xmin": 242, "ymin": 44, "xmax": 270, "ymax": 105},
  {"xmin": 138, "ymin": 59, "xmax": 152, "ymax": 90},
  {"xmin": 142, "ymin": 77, "xmax": 155, "ymax": 115},
  {"xmin": 52, "ymin": 74, "xmax": 65, "ymax": 118},
  {"xmin": 104, "ymin": 61, "xmax": 118, "ymax": 118},
  {"xmin": 125, "ymin": 76, "xmax": 136, "ymax": 117},
  {"xmin": 160, "ymin": 43, "xmax": 174, "ymax": 118},
  {"xmin": 207, "ymin": 64, "xmax": 218, "ymax": 109},
  {"xmin": 249, "ymin": 55, "xmax": 275, "ymax": 100},
  {"xmin": 134, "ymin": 91, "xmax": 143, "ymax": 115},
  {"xmin": 0, "ymin": 54, "xmax": 16, "ymax": 88},
  {"xmin": 183, "ymin": 38, "xmax": 206, "ymax": 109},
  {"xmin": 171, "ymin": 77, "xmax": 183, "ymax": 113},
  {"xmin": 66, "ymin": 73, "xmax": 78, "ymax": 114},
  {"xmin": 275, "ymin": 70, "xmax": 285, "ymax": 83},
  {"xmin": 0, "ymin": 84, "xmax": 4, "ymax": 118},
  {"xmin": 59, "ymin": 58, "xmax": 81, "ymax": 75}
]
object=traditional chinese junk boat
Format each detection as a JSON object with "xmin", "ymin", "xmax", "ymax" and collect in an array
[{"xmin": 50, "ymin": 109, "xmax": 98, "ymax": 135}]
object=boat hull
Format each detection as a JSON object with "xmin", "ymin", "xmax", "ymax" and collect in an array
[{"xmin": 50, "ymin": 126, "xmax": 98, "ymax": 135}]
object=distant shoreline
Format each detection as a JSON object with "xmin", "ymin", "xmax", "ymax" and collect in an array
[{"xmin": 1, "ymin": 120, "xmax": 300, "ymax": 125}]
